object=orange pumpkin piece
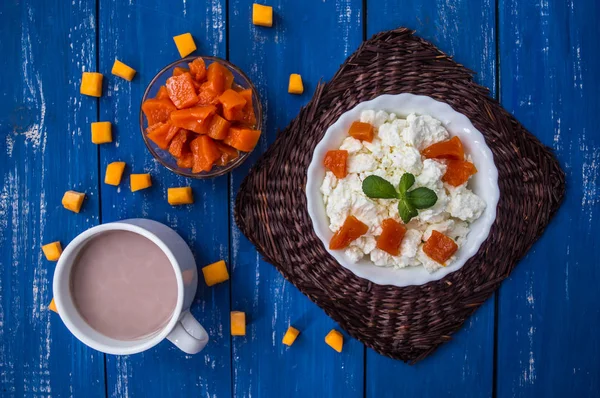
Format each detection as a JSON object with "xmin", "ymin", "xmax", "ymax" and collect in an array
[
  {"xmin": 172, "ymin": 66, "xmax": 189, "ymax": 76},
  {"xmin": 156, "ymin": 86, "xmax": 170, "ymax": 100},
  {"xmin": 169, "ymin": 130, "xmax": 190, "ymax": 158},
  {"xmin": 329, "ymin": 216, "xmax": 369, "ymax": 250},
  {"xmin": 166, "ymin": 72, "xmax": 199, "ymax": 109},
  {"xmin": 442, "ymin": 160, "xmax": 477, "ymax": 186},
  {"xmin": 142, "ymin": 98, "xmax": 177, "ymax": 125},
  {"xmin": 422, "ymin": 136, "xmax": 465, "ymax": 160},
  {"xmin": 204, "ymin": 62, "xmax": 233, "ymax": 95},
  {"xmin": 215, "ymin": 142, "xmax": 239, "ymax": 166},
  {"xmin": 323, "ymin": 150, "xmax": 348, "ymax": 179},
  {"xmin": 197, "ymin": 83, "xmax": 221, "ymax": 105},
  {"xmin": 223, "ymin": 127, "xmax": 261, "ymax": 152},
  {"xmin": 188, "ymin": 58, "xmax": 207, "ymax": 82},
  {"xmin": 207, "ymin": 114, "xmax": 231, "ymax": 140},
  {"xmin": 219, "ymin": 89, "xmax": 247, "ymax": 121},
  {"xmin": 146, "ymin": 122, "xmax": 180, "ymax": 150},
  {"xmin": 422, "ymin": 230, "xmax": 458, "ymax": 264},
  {"xmin": 348, "ymin": 121, "xmax": 374, "ymax": 142},
  {"xmin": 190, "ymin": 135, "xmax": 221, "ymax": 173},
  {"xmin": 376, "ymin": 219, "xmax": 407, "ymax": 256},
  {"xmin": 176, "ymin": 152, "xmax": 194, "ymax": 169},
  {"xmin": 170, "ymin": 105, "xmax": 217, "ymax": 134},
  {"xmin": 237, "ymin": 89, "xmax": 257, "ymax": 126}
]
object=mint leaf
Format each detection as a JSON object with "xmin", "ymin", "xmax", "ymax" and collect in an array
[
  {"xmin": 406, "ymin": 187, "xmax": 438, "ymax": 209},
  {"xmin": 398, "ymin": 173, "xmax": 415, "ymax": 195},
  {"xmin": 362, "ymin": 175, "xmax": 398, "ymax": 199},
  {"xmin": 398, "ymin": 199, "xmax": 418, "ymax": 224}
]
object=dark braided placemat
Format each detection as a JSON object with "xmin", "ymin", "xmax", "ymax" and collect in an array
[{"xmin": 234, "ymin": 28, "xmax": 565, "ymax": 362}]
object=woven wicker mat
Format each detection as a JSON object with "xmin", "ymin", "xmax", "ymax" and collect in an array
[{"xmin": 234, "ymin": 28, "xmax": 565, "ymax": 362}]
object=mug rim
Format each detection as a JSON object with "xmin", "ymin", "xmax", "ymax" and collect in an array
[{"xmin": 53, "ymin": 221, "xmax": 185, "ymax": 355}]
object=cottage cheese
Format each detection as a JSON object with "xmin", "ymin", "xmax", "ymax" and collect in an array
[{"xmin": 321, "ymin": 110, "xmax": 487, "ymax": 273}]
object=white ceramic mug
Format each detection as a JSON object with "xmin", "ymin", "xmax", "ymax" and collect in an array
[{"xmin": 52, "ymin": 218, "xmax": 208, "ymax": 355}]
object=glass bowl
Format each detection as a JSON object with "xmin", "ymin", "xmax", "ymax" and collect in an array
[{"xmin": 139, "ymin": 56, "xmax": 263, "ymax": 179}]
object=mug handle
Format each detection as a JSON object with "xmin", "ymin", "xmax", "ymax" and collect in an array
[{"xmin": 166, "ymin": 311, "xmax": 209, "ymax": 354}]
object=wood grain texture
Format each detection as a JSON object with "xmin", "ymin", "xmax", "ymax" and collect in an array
[
  {"xmin": 364, "ymin": 1, "xmax": 496, "ymax": 397},
  {"xmin": 0, "ymin": 1, "xmax": 106, "ymax": 397},
  {"xmin": 497, "ymin": 0, "xmax": 600, "ymax": 396},
  {"xmin": 228, "ymin": 0, "xmax": 365, "ymax": 397},
  {"xmin": 97, "ymin": 0, "xmax": 231, "ymax": 397}
]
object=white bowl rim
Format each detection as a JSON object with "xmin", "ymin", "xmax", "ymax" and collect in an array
[{"xmin": 305, "ymin": 93, "xmax": 500, "ymax": 287}]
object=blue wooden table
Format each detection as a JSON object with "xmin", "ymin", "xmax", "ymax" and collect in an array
[{"xmin": 1, "ymin": 0, "xmax": 598, "ymax": 396}]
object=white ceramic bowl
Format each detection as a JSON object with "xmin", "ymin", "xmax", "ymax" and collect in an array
[{"xmin": 306, "ymin": 94, "xmax": 500, "ymax": 287}]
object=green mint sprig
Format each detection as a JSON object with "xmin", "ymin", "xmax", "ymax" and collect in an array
[{"xmin": 362, "ymin": 173, "xmax": 438, "ymax": 224}]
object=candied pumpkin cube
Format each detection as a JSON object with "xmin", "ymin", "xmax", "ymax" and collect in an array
[
  {"xmin": 215, "ymin": 142, "xmax": 239, "ymax": 166},
  {"xmin": 325, "ymin": 329, "xmax": 343, "ymax": 353},
  {"xmin": 207, "ymin": 114, "xmax": 232, "ymax": 140},
  {"xmin": 62, "ymin": 190, "xmax": 85, "ymax": 213},
  {"xmin": 252, "ymin": 3, "xmax": 273, "ymax": 27},
  {"xmin": 422, "ymin": 136, "xmax": 465, "ymax": 160},
  {"xmin": 169, "ymin": 130, "xmax": 190, "ymax": 158},
  {"xmin": 168, "ymin": 187, "xmax": 193, "ymax": 205},
  {"xmin": 231, "ymin": 311, "xmax": 246, "ymax": 336},
  {"xmin": 176, "ymin": 152, "xmax": 194, "ymax": 169},
  {"xmin": 323, "ymin": 150, "xmax": 348, "ymax": 179},
  {"xmin": 42, "ymin": 241, "xmax": 62, "ymax": 261},
  {"xmin": 91, "ymin": 121, "xmax": 112, "ymax": 144},
  {"xmin": 376, "ymin": 218, "xmax": 407, "ymax": 256},
  {"xmin": 348, "ymin": 121, "xmax": 374, "ymax": 142},
  {"xmin": 166, "ymin": 73, "xmax": 199, "ymax": 109},
  {"xmin": 130, "ymin": 174, "xmax": 152, "ymax": 192},
  {"xmin": 329, "ymin": 215, "xmax": 368, "ymax": 250},
  {"xmin": 223, "ymin": 127, "xmax": 261, "ymax": 152},
  {"xmin": 111, "ymin": 59, "xmax": 136, "ymax": 81},
  {"xmin": 188, "ymin": 58, "xmax": 207, "ymax": 82},
  {"xmin": 282, "ymin": 326, "xmax": 300, "ymax": 346},
  {"xmin": 202, "ymin": 260, "xmax": 230, "ymax": 286},
  {"xmin": 219, "ymin": 89, "xmax": 247, "ymax": 120},
  {"xmin": 423, "ymin": 230, "xmax": 458, "ymax": 264},
  {"xmin": 191, "ymin": 135, "xmax": 221, "ymax": 173},
  {"xmin": 104, "ymin": 161, "xmax": 126, "ymax": 186},
  {"xmin": 142, "ymin": 98, "xmax": 177, "ymax": 125},
  {"xmin": 442, "ymin": 159, "xmax": 477, "ymax": 187},
  {"xmin": 288, "ymin": 73, "xmax": 304, "ymax": 95},
  {"xmin": 156, "ymin": 86, "xmax": 169, "ymax": 99},
  {"xmin": 146, "ymin": 122, "xmax": 180, "ymax": 150},
  {"xmin": 48, "ymin": 298, "xmax": 58, "ymax": 314},
  {"xmin": 169, "ymin": 105, "xmax": 217, "ymax": 134},
  {"xmin": 173, "ymin": 33, "xmax": 197, "ymax": 58},
  {"xmin": 80, "ymin": 72, "xmax": 103, "ymax": 97}
]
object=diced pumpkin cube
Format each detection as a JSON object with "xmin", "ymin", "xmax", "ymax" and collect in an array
[
  {"xmin": 168, "ymin": 130, "xmax": 190, "ymax": 158},
  {"xmin": 42, "ymin": 241, "xmax": 62, "ymax": 261},
  {"xmin": 219, "ymin": 89, "xmax": 247, "ymax": 121},
  {"xmin": 202, "ymin": 260, "xmax": 230, "ymax": 286},
  {"xmin": 146, "ymin": 122, "xmax": 180, "ymax": 150},
  {"xmin": 325, "ymin": 329, "xmax": 343, "ymax": 353},
  {"xmin": 348, "ymin": 121, "xmax": 374, "ymax": 142},
  {"xmin": 142, "ymin": 98, "xmax": 177, "ymax": 125},
  {"xmin": 156, "ymin": 86, "xmax": 169, "ymax": 99},
  {"xmin": 197, "ymin": 83, "xmax": 221, "ymax": 106},
  {"xmin": 231, "ymin": 311, "xmax": 246, "ymax": 336},
  {"xmin": 288, "ymin": 73, "xmax": 304, "ymax": 95},
  {"xmin": 173, "ymin": 33, "xmax": 197, "ymax": 58},
  {"xmin": 190, "ymin": 135, "xmax": 221, "ymax": 173},
  {"xmin": 48, "ymin": 298, "xmax": 58, "ymax": 314},
  {"xmin": 207, "ymin": 114, "xmax": 232, "ymax": 140},
  {"xmin": 422, "ymin": 136, "xmax": 465, "ymax": 160},
  {"xmin": 168, "ymin": 187, "xmax": 193, "ymax": 205},
  {"xmin": 80, "ymin": 72, "xmax": 103, "ymax": 97},
  {"xmin": 130, "ymin": 174, "xmax": 152, "ymax": 192},
  {"xmin": 172, "ymin": 66, "xmax": 189, "ymax": 77},
  {"xmin": 442, "ymin": 159, "xmax": 477, "ymax": 186},
  {"xmin": 423, "ymin": 230, "xmax": 458, "ymax": 264},
  {"xmin": 376, "ymin": 218, "xmax": 407, "ymax": 256},
  {"xmin": 329, "ymin": 215, "xmax": 368, "ymax": 250},
  {"xmin": 252, "ymin": 3, "xmax": 273, "ymax": 27},
  {"xmin": 62, "ymin": 190, "xmax": 85, "ymax": 213},
  {"xmin": 111, "ymin": 59, "xmax": 136, "ymax": 81},
  {"xmin": 323, "ymin": 150, "xmax": 348, "ymax": 179},
  {"xmin": 236, "ymin": 89, "xmax": 258, "ymax": 126},
  {"xmin": 215, "ymin": 142, "xmax": 240, "ymax": 166},
  {"xmin": 91, "ymin": 121, "xmax": 112, "ymax": 144},
  {"xmin": 169, "ymin": 105, "xmax": 217, "ymax": 134},
  {"xmin": 166, "ymin": 73, "xmax": 199, "ymax": 109},
  {"xmin": 204, "ymin": 62, "xmax": 234, "ymax": 95},
  {"xmin": 104, "ymin": 161, "xmax": 126, "ymax": 186},
  {"xmin": 223, "ymin": 127, "xmax": 261, "ymax": 152},
  {"xmin": 282, "ymin": 326, "xmax": 300, "ymax": 346},
  {"xmin": 188, "ymin": 58, "xmax": 207, "ymax": 82},
  {"xmin": 176, "ymin": 152, "xmax": 194, "ymax": 168}
]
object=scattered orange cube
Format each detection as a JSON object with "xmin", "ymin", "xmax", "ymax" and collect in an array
[
  {"xmin": 282, "ymin": 326, "xmax": 300, "ymax": 346},
  {"xmin": 104, "ymin": 161, "xmax": 126, "ymax": 186},
  {"xmin": 62, "ymin": 190, "xmax": 85, "ymax": 213},
  {"xmin": 91, "ymin": 121, "xmax": 112, "ymax": 144},
  {"xmin": 202, "ymin": 260, "xmax": 229, "ymax": 286},
  {"xmin": 252, "ymin": 3, "xmax": 273, "ymax": 27},
  {"xmin": 231, "ymin": 311, "xmax": 246, "ymax": 336},
  {"xmin": 325, "ymin": 329, "xmax": 343, "ymax": 352},
  {"xmin": 130, "ymin": 174, "xmax": 152, "ymax": 192},
  {"xmin": 348, "ymin": 121, "xmax": 374, "ymax": 142},
  {"xmin": 42, "ymin": 241, "xmax": 62, "ymax": 261},
  {"xmin": 48, "ymin": 298, "xmax": 58, "ymax": 314},
  {"xmin": 80, "ymin": 72, "xmax": 103, "ymax": 97},
  {"xmin": 111, "ymin": 59, "xmax": 136, "ymax": 81},
  {"xmin": 173, "ymin": 33, "xmax": 197, "ymax": 58},
  {"xmin": 288, "ymin": 74, "xmax": 304, "ymax": 94},
  {"xmin": 168, "ymin": 187, "xmax": 194, "ymax": 205}
]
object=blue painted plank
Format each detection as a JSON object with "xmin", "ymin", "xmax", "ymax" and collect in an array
[
  {"xmin": 497, "ymin": 0, "xmax": 600, "ymax": 396},
  {"xmin": 97, "ymin": 0, "xmax": 231, "ymax": 397},
  {"xmin": 0, "ymin": 1, "xmax": 106, "ymax": 397},
  {"xmin": 228, "ymin": 1, "xmax": 365, "ymax": 397},
  {"xmin": 364, "ymin": 1, "xmax": 496, "ymax": 397}
]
